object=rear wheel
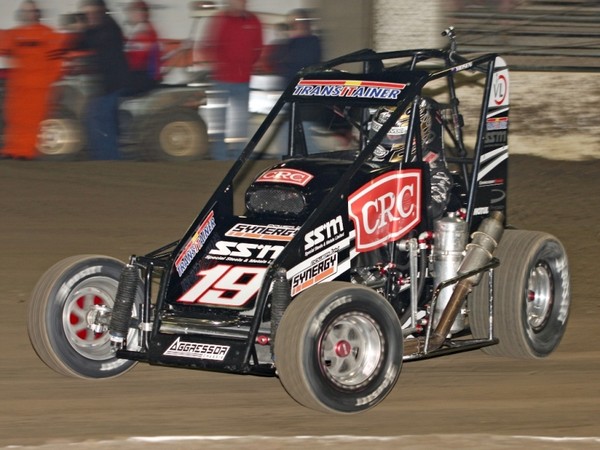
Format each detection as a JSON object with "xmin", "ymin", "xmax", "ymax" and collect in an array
[
  {"xmin": 147, "ymin": 110, "xmax": 208, "ymax": 160},
  {"xmin": 274, "ymin": 282, "xmax": 403, "ymax": 414},
  {"xmin": 28, "ymin": 255, "xmax": 142, "ymax": 379},
  {"xmin": 469, "ymin": 229, "xmax": 570, "ymax": 358}
]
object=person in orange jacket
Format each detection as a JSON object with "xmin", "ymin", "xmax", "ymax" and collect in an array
[{"xmin": 0, "ymin": 0, "xmax": 70, "ymax": 159}]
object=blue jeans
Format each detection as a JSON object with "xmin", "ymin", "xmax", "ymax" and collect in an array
[
  {"xmin": 85, "ymin": 91, "xmax": 121, "ymax": 160},
  {"xmin": 211, "ymin": 82, "xmax": 250, "ymax": 160}
]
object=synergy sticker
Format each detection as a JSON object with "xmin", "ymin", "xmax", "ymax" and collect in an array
[
  {"xmin": 175, "ymin": 211, "xmax": 216, "ymax": 276},
  {"xmin": 225, "ymin": 223, "xmax": 299, "ymax": 241},
  {"xmin": 293, "ymin": 79, "xmax": 406, "ymax": 100},
  {"xmin": 163, "ymin": 337, "xmax": 229, "ymax": 360},
  {"xmin": 256, "ymin": 168, "xmax": 314, "ymax": 187},
  {"xmin": 291, "ymin": 249, "xmax": 338, "ymax": 296}
]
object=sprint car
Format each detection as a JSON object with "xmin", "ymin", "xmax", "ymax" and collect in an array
[{"xmin": 28, "ymin": 29, "xmax": 570, "ymax": 414}]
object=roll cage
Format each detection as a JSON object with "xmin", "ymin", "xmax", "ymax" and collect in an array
[{"xmin": 124, "ymin": 35, "xmax": 509, "ymax": 373}]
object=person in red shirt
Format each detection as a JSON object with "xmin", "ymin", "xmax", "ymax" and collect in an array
[
  {"xmin": 124, "ymin": 0, "xmax": 161, "ymax": 94},
  {"xmin": 0, "ymin": 0, "xmax": 70, "ymax": 159},
  {"xmin": 203, "ymin": 0, "xmax": 262, "ymax": 160}
]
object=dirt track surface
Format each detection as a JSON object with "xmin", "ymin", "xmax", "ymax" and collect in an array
[{"xmin": 1, "ymin": 156, "xmax": 599, "ymax": 449}]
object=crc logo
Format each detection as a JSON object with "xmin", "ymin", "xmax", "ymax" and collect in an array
[
  {"xmin": 348, "ymin": 170, "xmax": 421, "ymax": 252},
  {"xmin": 256, "ymin": 168, "xmax": 314, "ymax": 187}
]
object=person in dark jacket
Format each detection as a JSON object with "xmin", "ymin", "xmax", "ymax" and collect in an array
[
  {"xmin": 277, "ymin": 9, "xmax": 321, "ymax": 85},
  {"xmin": 76, "ymin": 0, "xmax": 130, "ymax": 160}
]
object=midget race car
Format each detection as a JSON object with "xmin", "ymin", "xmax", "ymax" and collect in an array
[{"xmin": 28, "ymin": 29, "xmax": 570, "ymax": 414}]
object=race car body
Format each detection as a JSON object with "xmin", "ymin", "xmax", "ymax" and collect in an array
[{"xmin": 28, "ymin": 29, "xmax": 570, "ymax": 414}]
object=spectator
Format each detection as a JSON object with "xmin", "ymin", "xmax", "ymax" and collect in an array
[
  {"xmin": 203, "ymin": 0, "xmax": 262, "ymax": 160},
  {"xmin": 0, "ymin": 0, "xmax": 70, "ymax": 160},
  {"xmin": 276, "ymin": 8, "xmax": 321, "ymax": 85},
  {"xmin": 271, "ymin": 9, "xmax": 322, "ymax": 154},
  {"xmin": 73, "ymin": 0, "xmax": 129, "ymax": 160},
  {"xmin": 124, "ymin": 0, "xmax": 161, "ymax": 94}
]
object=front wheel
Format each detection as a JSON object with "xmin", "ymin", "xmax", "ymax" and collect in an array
[
  {"xmin": 36, "ymin": 110, "xmax": 84, "ymax": 160},
  {"xmin": 469, "ymin": 229, "xmax": 570, "ymax": 358},
  {"xmin": 274, "ymin": 282, "xmax": 403, "ymax": 414},
  {"xmin": 28, "ymin": 255, "xmax": 142, "ymax": 379}
]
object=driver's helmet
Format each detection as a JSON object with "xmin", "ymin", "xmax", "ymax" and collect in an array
[{"xmin": 369, "ymin": 97, "xmax": 443, "ymax": 163}]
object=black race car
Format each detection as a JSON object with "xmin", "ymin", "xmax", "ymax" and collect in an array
[{"xmin": 28, "ymin": 29, "xmax": 570, "ymax": 414}]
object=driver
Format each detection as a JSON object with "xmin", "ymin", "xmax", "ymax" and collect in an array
[{"xmin": 369, "ymin": 97, "xmax": 452, "ymax": 219}]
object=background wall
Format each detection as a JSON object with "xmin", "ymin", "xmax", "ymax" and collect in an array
[{"xmin": 373, "ymin": 0, "xmax": 445, "ymax": 51}]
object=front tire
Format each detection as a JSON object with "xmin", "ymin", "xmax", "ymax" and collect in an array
[
  {"xmin": 36, "ymin": 110, "xmax": 84, "ymax": 160},
  {"xmin": 274, "ymin": 282, "xmax": 403, "ymax": 414},
  {"xmin": 28, "ymin": 255, "xmax": 142, "ymax": 379},
  {"xmin": 469, "ymin": 230, "xmax": 570, "ymax": 358}
]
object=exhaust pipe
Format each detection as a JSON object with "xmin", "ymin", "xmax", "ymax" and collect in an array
[{"xmin": 404, "ymin": 211, "xmax": 504, "ymax": 355}]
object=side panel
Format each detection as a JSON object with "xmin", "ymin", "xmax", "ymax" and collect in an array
[
  {"xmin": 169, "ymin": 215, "xmax": 296, "ymax": 310},
  {"xmin": 472, "ymin": 56, "xmax": 509, "ymax": 226}
]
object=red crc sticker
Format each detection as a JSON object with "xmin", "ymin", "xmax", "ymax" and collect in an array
[
  {"xmin": 348, "ymin": 170, "xmax": 421, "ymax": 252},
  {"xmin": 256, "ymin": 168, "xmax": 314, "ymax": 187}
]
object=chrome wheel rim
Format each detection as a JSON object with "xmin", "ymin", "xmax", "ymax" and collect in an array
[
  {"xmin": 62, "ymin": 276, "xmax": 118, "ymax": 360},
  {"xmin": 526, "ymin": 261, "xmax": 554, "ymax": 331},
  {"xmin": 319, "ymin": 311, "xmax": 384, "ymax": 389}
]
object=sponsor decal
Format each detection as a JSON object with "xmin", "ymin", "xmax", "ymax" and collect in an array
[
  {"xmin": 486, "ymin": 116, "xmax": 508, "ymax": 131},
  {"xmin": 473, "ymin": 206, "xmax": 490, "ymax": 216},
  {"xmin": 348, "ymin": 170, "xmax": 421, "ymax": 252},
  {"xmin": 256, "ymin": 168, "xmax": 314, "ymax": 187},
  {"xmin": 291, "ymin": 249, "xmax": 338, "ymax": 296},
  {"xmin": 478, "ymin": 178, "xmax": 505, "ymax": 187},
  {"xmin": 163, "ymin": 337, "xmax": 229, "ymax": 360},
  {"xmin": 207, "ymin": 241, "xmax": 284, "ymax": 264},
  {"xmin": 225, "ymin": 223, "xmax": 298, "ymax": 241},
  {"xmin": 370, "ymin": 120, "xmax": 407, "ymax": 137},
  {"xmin": 293, "ymin": 79, "xmax": 406, "ymax": 100},
  {"xmin": 451, "ymin": 61, "xmax": 473, "ymax": 72},
  {"xmin": 305, "ymin": 215, "xmax": 345, "ymax": 256},
  {"xmin": 489, "ymin": 67, "xmax": 509, "ymax": 107},
  {"xmin": 175, "ymin": 211, "xmax": 216, "ymax": 277},
  {"xmin": 485, "ymin": 130, "xmax": 508, "ymax": 146}
]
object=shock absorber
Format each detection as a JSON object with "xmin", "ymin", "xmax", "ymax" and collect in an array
[
  {"xmin": 270, "ymin": 267, "xmax": 290, "ymax": 345},
  {"xmin": 109, "ymin": 263, "xmax": 138, "ymax": 349}
]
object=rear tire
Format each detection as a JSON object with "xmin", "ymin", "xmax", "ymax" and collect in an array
[
  {"xmin": 147, "ymin": 110, "xmax": 208, "ymax": 160},
  {"xmin": 469, "ymin": 229, "xmax": 570, "ymax": 358},
  {"xmin": 275, "ymin": 282, "xmax": 403, "ymax": 414},
  {"xmin": 28, "ymin": 255, "xmax": 142, "ymax": 379}
]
